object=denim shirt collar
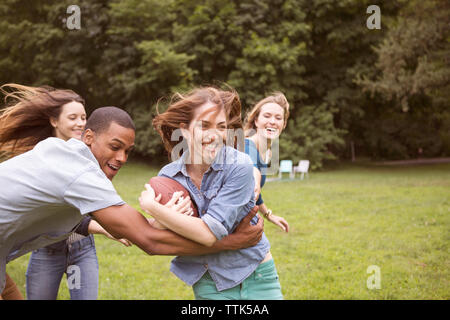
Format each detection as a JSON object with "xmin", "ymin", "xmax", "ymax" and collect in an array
[{"xmin": 164, "ymin": 147, "xmax": 225, "ymax": 178}]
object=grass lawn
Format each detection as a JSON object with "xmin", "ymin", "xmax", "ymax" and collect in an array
[{"xmin": 6, "ymin": 162, "xmax": 449, "ymax": 299}]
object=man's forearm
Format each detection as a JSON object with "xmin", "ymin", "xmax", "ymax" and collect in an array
[
  {"xmin": 147, "ymin": 207, "xmax": 263, "ymax": 255},
  {"xmin": 145, "ymin": 201, "xmax": 216, "ymax": 247},
  {"xmin": 92, "ymin": 204, "xmax": 234, "ymax": 256},
  {"xmin": 148, "ymin": 226, "xmax": 229, "ymax": 256}
]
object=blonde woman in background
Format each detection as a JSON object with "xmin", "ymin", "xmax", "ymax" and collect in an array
[{"xmin": 243, "ymin": 92, "xmax": 290, "ymax": 232}]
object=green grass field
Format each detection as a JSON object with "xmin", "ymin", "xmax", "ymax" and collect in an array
[{"xmin": 6, "ymin": 162, "xmax": 450, "ymax": 299}]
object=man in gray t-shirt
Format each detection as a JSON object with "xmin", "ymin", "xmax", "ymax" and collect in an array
[
  {"xmin": 0, "ymin": 107, "xmax": 263, "ymax": 299},
  {"xmin": 1, "ymin": 137, "xmax": 125, "ymax": 265}
]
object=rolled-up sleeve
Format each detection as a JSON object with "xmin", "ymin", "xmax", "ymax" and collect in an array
[
  {"xmin": 201, "ymin": 214, "xmax": 228, "ymax": 240},
  {"xmin": 201, "ymin": 161, "xmax": 255, "ymax": 240}
]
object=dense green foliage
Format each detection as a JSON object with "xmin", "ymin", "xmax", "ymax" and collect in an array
[
  {"xmin": 356, "ymin": 0, "xmax": 450, "ymax": 160},
  {"xmin": 0, "ymin": 0, "xmax": 448, "ymax": 167}
]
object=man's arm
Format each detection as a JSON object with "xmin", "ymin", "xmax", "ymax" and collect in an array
[
  {"xmin": 91, "ymin": 204, "xmax": 263, "ymax": 256},
  {"xmin": 153, "ymin": 205, "xmax": 264, "ymax": 255}
]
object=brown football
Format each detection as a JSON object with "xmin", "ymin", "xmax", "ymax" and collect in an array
[{"xmin": 149, "ymin": 176, "xmax": 198, "ymax": 217}]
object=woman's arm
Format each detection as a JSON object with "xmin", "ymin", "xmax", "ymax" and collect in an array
[
  {"xmin": 140, "ymin": 162, "xmax": 256, "ymax": 248},
  {"xmin": 73, "ymin": 214, "xmax": 132, "ymax": 246},
  {"xmin": 91, "ymin": 203, "xmax": 263, "ymax": 255},
  {"xmin": 150, "ymin": 206, "xmax": 263, "ymax": 255},
  {"xmin": 139, "ymin": 186, "xmax": 217, "ymax": 247},
  {"xmin": 253, "ymin": 167, "xmax": 262, "ymax": 200},
  {"xmin": 246, "ymin": 139, "xmax": 262, "ymax": 201},
  {"xmin": 258, "ymin": 203, "xmax": 289, "ymax": 233},
  {"xmin": 87, "ymin": 219, "xmax": 132, "ymax": 246}
]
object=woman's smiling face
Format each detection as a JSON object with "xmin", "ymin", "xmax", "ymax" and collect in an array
[
  {"xmin": 51, "ymin": 101, "xmax": 86, "ymax": 141},
  {"xmin": 184, "ymin": 101, "xmax": 227, "ymax": 165},
  {"xmin": 254, "ymin": 102, "xmax": 285, "ymax": 140}
]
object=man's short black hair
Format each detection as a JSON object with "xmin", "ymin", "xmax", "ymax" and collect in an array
[{"xmin": 85, "ymin": 106, "xmax": 135, "ymax": 134}]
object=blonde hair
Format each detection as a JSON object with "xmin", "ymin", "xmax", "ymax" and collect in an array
[{"xmin": 243, "ymin": 92, "xmax": 290, "ymax": 136}]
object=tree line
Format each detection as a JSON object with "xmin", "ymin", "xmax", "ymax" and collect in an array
[{"xmin": 0, "ymin": 0, "xmax": 448, "ymax": 168}]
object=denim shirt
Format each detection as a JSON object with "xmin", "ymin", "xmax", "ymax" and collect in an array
[{"xmin": 158, "ymin": 146, "xmax": 271, "ymax": 291}]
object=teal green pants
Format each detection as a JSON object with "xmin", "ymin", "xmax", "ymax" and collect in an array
[{"xmin": 193, "ymin": 259, "xmax": 283, "ymax": 300}]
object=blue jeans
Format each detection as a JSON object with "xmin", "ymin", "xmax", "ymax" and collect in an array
[{"xmin": 26, "ymin": 235, "xmax": 99, "ymax": 300}]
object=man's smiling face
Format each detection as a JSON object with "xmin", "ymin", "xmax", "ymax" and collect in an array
[{"xmin": 83, "ymin": 121, "xmax": 135, "ymax": 180}]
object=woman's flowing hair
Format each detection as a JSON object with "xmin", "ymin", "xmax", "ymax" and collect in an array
[
  {"xmin": 0, "ymin": 83, "xmax": 85, "ymax": 158},
  {"xmin": 152, "ymin": 86, "xmax": 243, "ymax": 160},
  {"xmin": 243, "ymin": 92, "xmax": 290, "ymax": 137}
]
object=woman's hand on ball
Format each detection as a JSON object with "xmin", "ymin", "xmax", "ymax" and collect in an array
[
  {"xmin": 139, "ymin": 183, "xmax": 162, "ymax": 213},
  {"xmin": 165, "ymin": 192, "xmax": 193, "ymax": 215}
]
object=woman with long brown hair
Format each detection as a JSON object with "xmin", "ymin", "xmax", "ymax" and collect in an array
[
  {"xmin": 139, "ymin": 86, "xmax": 283, "ymax": 300},
  {"xmin": 0, "ymin": 84, "xmax": 129, "ymax": 300},
  {"xmin": 0, "ymin": 84, "xmax": 86, "ymax": 157}
]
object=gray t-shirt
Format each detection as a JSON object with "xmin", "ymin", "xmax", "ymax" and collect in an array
[{"xmin": 0, "ymin": 138, "xmax": 125, "ymax": 292}]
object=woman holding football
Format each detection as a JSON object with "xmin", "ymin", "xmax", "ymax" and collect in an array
[{"xmin": 139, "ymin": 86, "xmax": 283, "ymax": 300}]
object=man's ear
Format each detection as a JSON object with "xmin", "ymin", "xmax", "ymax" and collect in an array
[{"xmin": 82, "ymin": 128, "xmax": 95, "ymax": 146}]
